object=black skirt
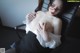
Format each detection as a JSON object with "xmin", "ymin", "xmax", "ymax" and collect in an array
[{"xmin": 15, "ymin": 31, "xmax": 52, "ymax": 53}]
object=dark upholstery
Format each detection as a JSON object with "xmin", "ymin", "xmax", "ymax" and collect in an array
[
  {"xmin": 13, "ymin": 0, "xmax": 80, "ymax": 53},
  {"xmin": 0, "ymin": 18, "xmax": 2, "ymax": 27},
  {"xmin": 16, "ymin": 31, "xmax": 52, "ymax": 53}
]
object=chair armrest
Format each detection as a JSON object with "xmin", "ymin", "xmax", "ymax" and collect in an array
[
  {"xmin": 14, "ymin": 24, "xmax": 26, "ymax": 30},
  {"xmin": 14, "ymin": 24, "xmax": 26, "ymax": 39}
]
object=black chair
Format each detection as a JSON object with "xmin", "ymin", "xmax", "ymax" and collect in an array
[
  {"xmin": 8, "ymin": 0, "xmax": 80, "ymax": 53},
  {"xmin": 14, "ymin": 0, "xmax": 79, "ymax": 40}
]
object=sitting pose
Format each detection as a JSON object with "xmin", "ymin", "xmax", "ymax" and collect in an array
[
  {"xmin": 25, "ymin": 0, "xmax": 62, "ymax": 49},
  {"xmin": 6, "ymin": 0, "xmax": 63, "ymax": 53},
  {"xmin": 25, "ymin": 11, "xmax": 62, "ymax": 49}
]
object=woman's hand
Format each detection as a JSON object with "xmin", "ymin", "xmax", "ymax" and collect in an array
[
  {"xmin": 28, "ymin": 12, "xmax": 36, "ymax": 23},
  {"xmin": 37, "ymin": 23, "xmax": 51, "ymax": 42},
  {"xmin": 45, "ymin": 22, "xmax": 54, "ymax": 33},
  {"xmin": 38, "ymin": 21, "xmax": 54, "ymax": 33}
]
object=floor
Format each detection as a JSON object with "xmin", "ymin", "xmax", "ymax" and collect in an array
[{"xmin": 0, "ymin": 26, "xmax": 26, "ymax": 50}]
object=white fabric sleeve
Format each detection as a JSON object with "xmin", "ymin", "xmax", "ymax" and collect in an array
[
  {"xmin": 23, "ymin": 14, "xmax": 30, "ymax": 24},
  {"xmin": 45, "ymin": 33, "xmax": 61, "ymax": 49},
  {"xmin": 36, "ymin": 31, "xmax": 61, "ymax": 49},
  {"xmin": 23, "ymin": 14, "xmax": 30, "ymax": 33}
]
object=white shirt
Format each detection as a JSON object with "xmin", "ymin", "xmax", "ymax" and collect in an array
[{"xmin": 24, "ymin": 11, "xmax": 61, "ymax": 49}]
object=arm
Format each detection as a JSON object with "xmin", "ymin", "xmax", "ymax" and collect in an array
[
  {"xmin": 37, "ymin": 18, "xmax": 62, "ymax": 42},
  {"xmin": 25, "ymin": 12, "xmax": 36, "ymax": 33},
  {"xmin": 53, "ymin": 18, "xmax": 62, "ymax": 35},
  {"xmin": 37, "ymin": 22, "xmax": 52, "ymax": 42}
]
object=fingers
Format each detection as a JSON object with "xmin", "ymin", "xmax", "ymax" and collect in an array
[
  {"xmin": 43, "ymin": 22, "xmax": 46, "ymax": 31},
  {"xmin": 42, "ymin": 22, "xmax": 51, "ymax": 31},
  {"xmin": 37, "ymin": 23, "xmax": 43, "ymax": 32},
  {"xmin": 37, "ymin": 23, "xmax": 42, "ymax": 34},
  {"xmin": 28, "ymin": 13, "xmax": 36, "ymax": 18},
  {"xmin": 39, "ymin": 23, "xmax": 43, "ymax": 30},
  {"xmin": 28, "ymin": 12, "xmax": 36, "ymax": 22},
  {"xmin": 38, "ymin": 22, "xmax": 46, "ymax": 31},
  {"xmin": 37, "ymin": 22, "xmax": 53, "ymax": 36}
]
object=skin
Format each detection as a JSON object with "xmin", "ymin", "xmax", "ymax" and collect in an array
[
  {"xmin": 37, "ymin": 2, "xmax": 62, "ymax": 42},
  {"xmin": 5, "ymin": 0, "xmax": 63, "ymax": 52},
  {"xmin": 26, "ymin": 0, "xmax": 62, "ymax": 42}
]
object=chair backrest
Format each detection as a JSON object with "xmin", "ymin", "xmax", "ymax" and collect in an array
[
  {"xmin": 35, "ymin": 0, "xmax": 53, "ymax": 12},
  {"xmin": 61, "ymin": 3, "xmax": 79, "ymax": 35},
  {"xmin": 35, "ymin": 0, "xmax": 79, "ymax": 36},
  {"xmin": 15, "ymin": 0, "xmax": 79, "ymax": 39}
]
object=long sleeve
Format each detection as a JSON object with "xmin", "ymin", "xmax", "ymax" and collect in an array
[
  {"xmin": 24, "ymin": 14, "xmax": 31, "ymax": 33},
  {"xmin": 24, "ymin": 12, "xmax": 36, "ymax": 33},
  {"xmin": 45, "ymin": 32, "xmax": 61, "ymax": 48},
  {"xmin": 36, "ymin": 32, "xmax": 61, "ymax": 49}
]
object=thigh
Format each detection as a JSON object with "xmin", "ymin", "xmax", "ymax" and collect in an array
[{"xmin": 15, "ymin": 31, "xmax": 52, "ymax": 53}]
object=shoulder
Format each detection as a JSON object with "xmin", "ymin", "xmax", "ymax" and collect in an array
[
  {"xmin": 36, "ymin": 11, "xmax": 45, "ymax": 15},
  {"xmin": 54, "ymin": 17, "xmax": 62, "ymax": 25},
  {"xmin": 56, "ymin": 17, "xmax": 62, "ymax": 23}
]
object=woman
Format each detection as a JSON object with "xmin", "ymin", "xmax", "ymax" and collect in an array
[
  {"xmin": 25, "ymin": 0, "xmax": 62, "ymax": 49},
  {"xmin": 6, "ymin": 0, "xmax": 63, "ymax": 53}
]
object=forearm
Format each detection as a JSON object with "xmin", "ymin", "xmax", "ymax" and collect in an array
[{"xmin": 40, "ymin": 31, "xmax": 51, "ymax": 42}]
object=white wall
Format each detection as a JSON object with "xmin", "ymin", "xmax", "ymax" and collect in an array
[{"xmin": 0, "ymin": 0, "xmax": 38, "ymax": 28}]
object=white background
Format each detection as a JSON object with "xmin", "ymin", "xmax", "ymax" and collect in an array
[{"xmin": 0, "ymin": 0, "xmax": 38, "ymax": 28}]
